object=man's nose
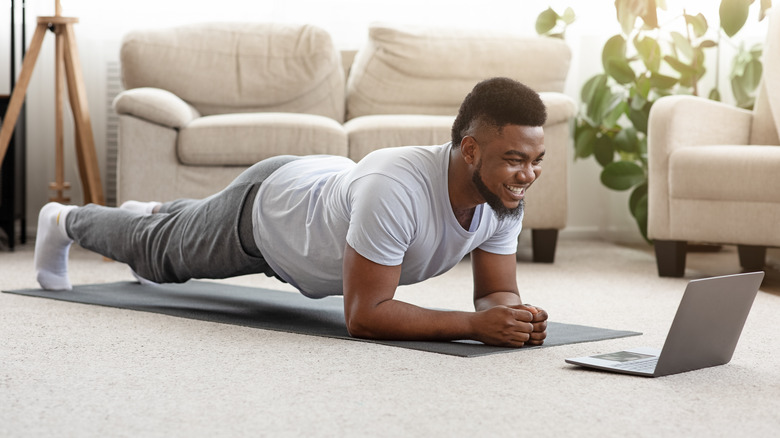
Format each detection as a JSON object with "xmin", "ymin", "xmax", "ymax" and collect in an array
[{"xmin": 515, "ymin": 163, "xmax": 536, "ymax": 183}]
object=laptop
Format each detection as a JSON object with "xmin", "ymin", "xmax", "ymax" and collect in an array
[{"xmin": 565, "ymin": 271, "xmax": 764, "ymax": 377}]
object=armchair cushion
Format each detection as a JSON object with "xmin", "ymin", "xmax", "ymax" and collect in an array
[{"xmin": 669, "ymin": 145, "xmax": 780, "ymax": 203}]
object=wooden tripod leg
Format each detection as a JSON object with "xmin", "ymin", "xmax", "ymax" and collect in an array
[
  {"xmin": 50, "ymin": 26, "xmax": 71, "ymax": 202},
  {"xmin": 0, "ymin": 23, "xmax": 48, "ymax": 166},
  {"xmin": 62, "ymin": 23, "xmax": 104, "ymax": 205}
]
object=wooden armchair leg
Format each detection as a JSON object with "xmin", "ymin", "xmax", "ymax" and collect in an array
[
  {"xmin": 654, "ymin": 240, "xmax": 687, "ymax": 277},
  {"xmin": 532, "ymin": 229, "xmax": 559, "ymax": 263},
  {"xmin": 737, "ymin": 245, "xmax": 766, "ymax": 271}
]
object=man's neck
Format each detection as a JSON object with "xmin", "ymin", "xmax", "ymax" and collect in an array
[{"xmin": 448, "ymin": 146, "xmax": 479, "ymax": 230}]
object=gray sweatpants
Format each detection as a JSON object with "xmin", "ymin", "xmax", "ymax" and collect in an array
[{"xmin": 66, "ymin": 156, "xmax": 300, "ymax": 284}]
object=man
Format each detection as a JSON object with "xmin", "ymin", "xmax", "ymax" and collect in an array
[{"xmin": 35, "ymin": 77, "xmax": 549, "ymax": 348}]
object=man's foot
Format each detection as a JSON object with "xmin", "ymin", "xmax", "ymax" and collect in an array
[
  {"xmin": 119, "ymin": 200, "xmax": 161, "ymax": 286},
  {"xmin": 34, "ymin": 203, "xmax": 77, "ymax": 290}
]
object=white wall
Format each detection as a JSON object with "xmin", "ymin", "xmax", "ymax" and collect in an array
[{"xmin": 0, "ymin": 0, "xmax": 769, "ymax": 244}]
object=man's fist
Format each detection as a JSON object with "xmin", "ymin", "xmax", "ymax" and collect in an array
[
  {"xmin": 470, "ymin": 306, "xmax": 536, "ymax": 347},
  {"xmin": 510, "ymin": 304, "xmax": 548, "ymax": 346}
]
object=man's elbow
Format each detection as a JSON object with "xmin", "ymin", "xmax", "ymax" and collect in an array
[{"xmin": 345, "ymin": 314, "xmax": 380, "ymax": 340}]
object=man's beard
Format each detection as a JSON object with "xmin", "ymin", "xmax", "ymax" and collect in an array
[{"xmin": 472, "ymin": 161, "xmax": 524, "ymax": 221}]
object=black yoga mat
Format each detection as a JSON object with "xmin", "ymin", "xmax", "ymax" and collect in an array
[{"xmin": 4, "ymin": 281, "xmax": 641, "ymax": 357}]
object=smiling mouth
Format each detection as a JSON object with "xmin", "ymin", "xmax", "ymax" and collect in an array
[{"xmin": 504, "ymin": 185, "xmax": 526, "ymax": 198}]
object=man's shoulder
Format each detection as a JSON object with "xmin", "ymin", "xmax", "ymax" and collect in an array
[{"xmin": 355, "ymin": 143, "xmax": 449, "ymax": 178}]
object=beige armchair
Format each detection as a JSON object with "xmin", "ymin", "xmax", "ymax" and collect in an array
[
  {"xmin": 113, "ymin": 22, "xmax": 348, "ymax": 203},
  {"xmin": 647, "ymin": 7, "xmax": 780, "ymax": 277},
  {"xmin": 344, "ymin": 24, "xmax": 577, "ymax": 262}
]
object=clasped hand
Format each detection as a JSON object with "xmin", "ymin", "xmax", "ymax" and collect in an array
[{"xmin": 472, "ymin": 304, "xmax": 548, "ymax": 347}]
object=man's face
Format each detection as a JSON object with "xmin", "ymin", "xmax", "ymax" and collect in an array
[{"xmin": 468, "ymin": 125, "xmax": 545, "ymax": 219}]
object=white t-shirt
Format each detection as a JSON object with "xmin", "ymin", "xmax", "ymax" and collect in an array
[{"xmin": 252, "ymin": 143, "xmax": 523, "ymax": 298}]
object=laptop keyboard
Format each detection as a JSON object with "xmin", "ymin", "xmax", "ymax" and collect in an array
[{"xmin": 613, "ymin": 358, "xmax": 658, "ymax": 372}]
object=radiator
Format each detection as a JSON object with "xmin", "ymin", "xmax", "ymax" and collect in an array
[{"xmin": 104, "ymin": 61, "xmax": 122, "ymax": 207}]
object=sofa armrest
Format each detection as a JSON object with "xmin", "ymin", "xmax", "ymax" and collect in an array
[
  {"xmin": 647, "ymin": 95, "xmax": 753, "ymax": 239},
  {"xmin": 113, "ymin": 87, "xmax": 201, "ymax": 129},
  {"xmin": 649, "ymin": 95, "xmax": 753, "ymax": 151},
  {"xmin": 539, "ymin": 92, "xmax": 577, "ymax": 125}
]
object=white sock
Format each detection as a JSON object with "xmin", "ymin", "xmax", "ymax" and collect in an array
[
  {"xmin": 34, "ymin": 203, "xmax": 77, "ymax": 291},
  {"xmin": 119, "ymin": 200, "xmax": 161, "ymax": 215},
  {"xmin": 119, "ymin": 200, "xmax": 161, "ymax": 286}
]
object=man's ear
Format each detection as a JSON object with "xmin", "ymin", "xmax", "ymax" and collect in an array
[{"xmin": 460, "ymin": 136, "xmax": 478, "ymax": 166}]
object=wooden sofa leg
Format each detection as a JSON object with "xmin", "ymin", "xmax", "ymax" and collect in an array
[
  {"xmin": 532, "ymin": 229, "xmax": 558, "ymax": 263},
  {"xmin": 654, "ymin": 240, "xmax": 687, "ymax": 277},
  {"xmin": 737, "ymin": 245, "xmax": 766, "ymax": 271}
]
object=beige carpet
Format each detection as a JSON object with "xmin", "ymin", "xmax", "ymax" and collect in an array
[{"xmin": 2, "ymin": 236, "xmax": 779, "ymax": 437}]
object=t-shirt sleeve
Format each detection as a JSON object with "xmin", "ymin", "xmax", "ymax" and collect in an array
[
  {"xmin": 345, "ymin": 174, "xmax": 418, "ymax": 266},
  {"xmin": 477, "ymin": 212, "xmax": 524, "ymax": 255}
]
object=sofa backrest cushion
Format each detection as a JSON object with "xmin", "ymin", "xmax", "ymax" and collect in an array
[
  {"xmin": 120, "ymin": 22, "xmax": 345, "ymax": 122},
  {"xmin": 346, "ymin": 23, "xmax": 571, "ymax": 120}
]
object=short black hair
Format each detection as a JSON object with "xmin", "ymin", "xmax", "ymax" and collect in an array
[{"xmin": 451, "ymin": 77, "xmax": 547, "ymax": 147}]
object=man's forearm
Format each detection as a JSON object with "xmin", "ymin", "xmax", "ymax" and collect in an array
[
  {"xmin": 346, "ymin": 299, "xmax": 475, "ymax": 342},
  {"xmin": 474, "ymin": 291, "xmax": 523, "ymax": 311}
]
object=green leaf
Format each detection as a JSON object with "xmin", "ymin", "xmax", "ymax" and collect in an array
[
  {"xmin": 562, "ymin": 7, "xmax": 576, "ymax": 24},
  {"xmin": 638, "ymin": 136, "xmax": 648, "ymax": 158},
  {"xmin": 615, "ymin": 127, "xmax": 640, "ymax": 153},
  {"xmin": 664, "ymin": 55, "xmax": 697, "ymax": 74},
  {"xmin": 649, "ymin": 72, "xmax": 678, "ymax": 89},
  {"xmin": 606, "ymin": 59, "xmax": 636, "ymax": 84},
  {"xmin": 615, "ymin": 0, "xmax": 639, "ymax": 35},
  {"xmin": 536, "ymin": 7, "xmax": 559, "ymax": 35},
  {"xmin": 600, "ymin": 161, "xmax": 646, "ymax": 191},
  {"xmin": 602, "ymin": 35, "xmax": 628, "ymax": 72},
  {"xmin": 629, "ymin": 182, "xmax": 649, "ymax": 218},
  {"xmin": 634, "ymin": 35, "xmax": 662, "ymax": 72},
  {"xmin": 635, "ymin": 75, "xmax": 652, "ymax": 100},
  {"xmin": 685, "ymin": 13, "xmax": 709, "ymax": 38},
  {"xmin": 594, "ymin": 135, "xmax": 615, "ymax": 167},
  {"xmin": 603, "ymin": 100, "xmax": 629, "ymax": 129},
  {"xmin": 628, "ymin": 104, "xmax": 650, "ymax": 134},
  {"xmin": 671, "ymin": 31, "xmax": 694, "ymax": 61},
  {"xmin": 574, "ymin": 124, "xmax": 597, "ymax": 159},
  {"xmin": 731, "ymin": 76, "xmax": 756, "ymax": 109},
  {"xmin": 630, "ymin": 187, "xmax": 650, "ymax": 242},
  {"xmin": 581, "ymin": 74, "xmax": 608, "ymax": 104},
  {"xmin": 720, "ymin": 0, "xmax": 752, "ymax": 37},
  {"xmin": 585, "ymin": 80, "xmax": 619, "ymax": 125},
  {"xmin": 709, "ymin": 87, "xmax": 722, "ymax": 101},
  {"xmin": 699, "ymin": 40, "xmax": 718, "ymax": 49}
]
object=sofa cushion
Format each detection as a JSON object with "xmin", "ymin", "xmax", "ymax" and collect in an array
[
  {"xmin": 344, "ymin": 115, "xmax": 454, "ymax": 161},
  {"xmin": 120, "ymin": 22, "xmax": 345, "ymax": 121},
  {"xmin": 178, "ymin": 113, "xmax": 348, "ymax": 165},
  {"xmin": 346, "ymin": 23, "xmax": 571, "ymax": 120},
  {"xmin": 669, "ymin": 145, "xmax": 780, "ymax": 203}
]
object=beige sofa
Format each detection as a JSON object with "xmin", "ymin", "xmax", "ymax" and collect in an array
[
  {"xmin": 647, "ymin": 6, "xmax": 780, "ymax": 276},
  {"xmin": 114, "ymin": 22, "xmax": 576, "ymax": 262}
]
